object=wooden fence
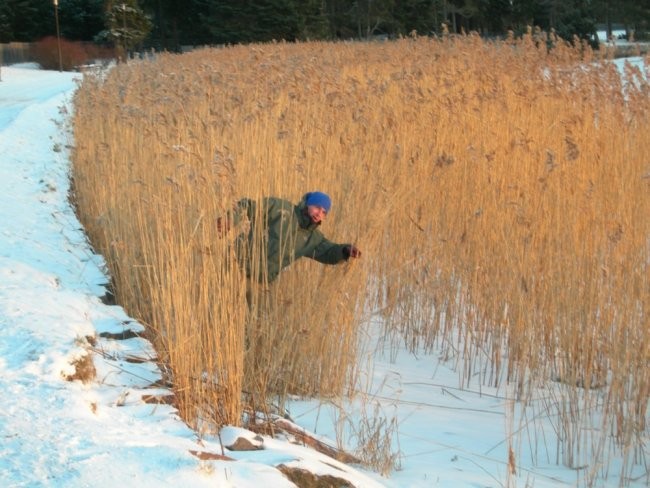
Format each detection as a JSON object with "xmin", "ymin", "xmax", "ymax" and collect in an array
[{"xmin": 0, "ymin": 43, "xmax": 32, "ymax": 65}]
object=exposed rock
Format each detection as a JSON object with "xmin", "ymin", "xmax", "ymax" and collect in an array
[
  {"xmin": 141, "ymin": 394, "xmax": 176, "ymax": 405},
  {"xmin": 98, "ymin": 329, "xmax": 142, "ymax": 340},
  {"xmin": 189, "ymin": 450, "xmax": 234, "ymax": 461},
  {"xmin": 271, "ymin": 418, "xmax": 362, "ymax": 464},
  {"xmin": 277, "ymin": 465, "xmax": 354, "ymax": 488},
  {"xmin": 227, "ymin": 434, "xmax": 264, "ymax": 451}
]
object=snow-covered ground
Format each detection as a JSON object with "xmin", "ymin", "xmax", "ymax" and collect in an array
[
  {"xmin": 0, "ymin": 61, "xmax": 647, "ymax": 488},
  {"xmin": 597, "ymin": 29, "xmax": 628, "ymax": 42}
]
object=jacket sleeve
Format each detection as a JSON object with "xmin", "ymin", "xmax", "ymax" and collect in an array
[
  {"xmin": 310, "ymin": 231, "xmax": 349, "ymax": 265},
  {"xmin": 232, "ymin": 198, "xmax": 256, "ymax": 226}
]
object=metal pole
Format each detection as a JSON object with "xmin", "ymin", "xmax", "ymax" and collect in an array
[
  {"xmin": 122, "ymin": 3, "xmax": 127, "ymax": 62},
  {"xmin": 53, "ymin": 0, "xmax": 63, "ymax": 71}
]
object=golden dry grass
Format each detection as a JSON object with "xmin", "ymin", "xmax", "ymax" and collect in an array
[{"xmin": 71, "ymin": 31, "xmax": 648, "ymax": 478}]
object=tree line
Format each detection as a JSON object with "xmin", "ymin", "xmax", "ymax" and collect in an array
[{"xmin": 1, "ymin": 0, "xmax": 649, "ymax": 50}]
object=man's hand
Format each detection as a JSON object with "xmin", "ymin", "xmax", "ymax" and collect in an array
[{"xmin": 343, "ymin": 245, "xmax": 361, "ymax": 259}]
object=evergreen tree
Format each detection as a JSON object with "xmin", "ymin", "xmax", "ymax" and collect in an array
[
  {"xmin": 0, "ymin": 1, "xmax": 13, "ymax": 42},
  {"xmin": 325, "ymin": 0, "xmax": 357, "ymax": 39},
  {"xmin": 392, "ymin": 0, "xmax": 437, "ymax": 36},
  {"xmin": 2, "ymin": 0, "xmax": 53, "ymax": 41},
  {"xmin": 0, "ymin": 0, "xmax": 103, "ymax": 43},
  {"xmin": 296, "ymin": 0, "xmax": 330, "ymax": 40},
  {"xmin": 97, "ymin": 0, "xmax": 152, "ymax": 56},
  {"xmin": 141, "ymin": 0, "xmax": 206, "ymax": 49},
  {"xmin": 352, "ymin": 0, "xmax": 395, "ymax": 38},
  {"xmin": 4, "ymin": 0, "xmax": 648, "ymax": 45},
  {"xmin": 547, "ymin": 0, "xmax": 597, "ymax": 44},
  {"xmin": 254, "ymin": 0, "xmax": 301, "ymax": 41},
  {"xmin": 509, "ymin": 0, "xmax": 596, "ymax": 42},
  {"xmin": 59, "ymin": 0, "xmax": 105, "ymax": 41},
  {"xmin": 593, "ymin": 0, "xmax": 650, "ymax": 40},
  {"xmin": 510, "ymin": 0, "xmax": 547, "ymax": 32},
  {"xmin": 197, "ymin": 0, "xmax": 302, "ymax": 44},
  {"xmin": 477, "ymin": 0, "xmax": 513, "ymax": 35},
  {"xmin": 195, "ymin": 0, "xmax": 249, "ymax": 44},
  {"xmin": 619, "ymin": 0, "xmax": 650, "ymax": 40}
]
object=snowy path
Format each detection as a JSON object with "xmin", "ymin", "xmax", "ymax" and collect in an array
[
  {"xmin": 0, "ymin": 67, "xmax": 79, "ymax": 132},
  {"xmin": 0, "ymin": 67, "xmax": 220, "ymax": 487}
]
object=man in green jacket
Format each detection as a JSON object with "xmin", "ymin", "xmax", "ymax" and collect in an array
[{"xmin": 220, "ymin": 191, "xmax": 361, "ymax": 283}]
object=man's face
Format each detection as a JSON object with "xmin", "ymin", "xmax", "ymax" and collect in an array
[{"xmin": 307, "ymin": 205, "xmax": 327, "ymax": 224}]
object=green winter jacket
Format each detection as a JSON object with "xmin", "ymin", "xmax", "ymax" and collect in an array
[{"xmin": 232, "ymin": 196, "xmax": 350, "ymax": 283}]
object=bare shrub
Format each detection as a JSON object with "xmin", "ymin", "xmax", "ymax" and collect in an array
[
  {"xmin": 351, "ymin": 402, "xmax": 401, "ymax": 476},
  {"xmin": 64, "ymin": 353, "xmax": 96, "ymax": 384},
  {"xmin": 29, "ymin": 37, "xmax": 115, "ymax": 71}
]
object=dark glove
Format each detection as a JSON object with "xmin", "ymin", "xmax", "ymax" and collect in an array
[{"xmin": 343, "ymin": 245, "xmax": 361, "ymax": 259}]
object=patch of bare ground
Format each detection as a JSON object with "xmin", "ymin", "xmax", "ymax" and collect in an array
[{"xmin": 277, "ymin": 465, "xmax": 354, "ymax": 488}]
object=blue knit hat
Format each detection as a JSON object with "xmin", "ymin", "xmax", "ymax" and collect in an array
[{"xmin": 304, "ymin": 191, "xmax": 332, "ymax": 213}]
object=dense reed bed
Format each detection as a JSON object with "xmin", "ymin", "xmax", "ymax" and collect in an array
[{"xmin": 71, "ymin": 31, "xmax": 648, "ymax": 481}]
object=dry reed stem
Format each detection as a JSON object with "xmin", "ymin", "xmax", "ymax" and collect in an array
[{"xmin": 71, "ymin": 34, "xmax": 648, "ymax": 480}]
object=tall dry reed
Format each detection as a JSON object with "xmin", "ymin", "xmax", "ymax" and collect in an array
[{"xmin": 72, "ymin": 31, "xmax": 648, "ymax": 481}]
